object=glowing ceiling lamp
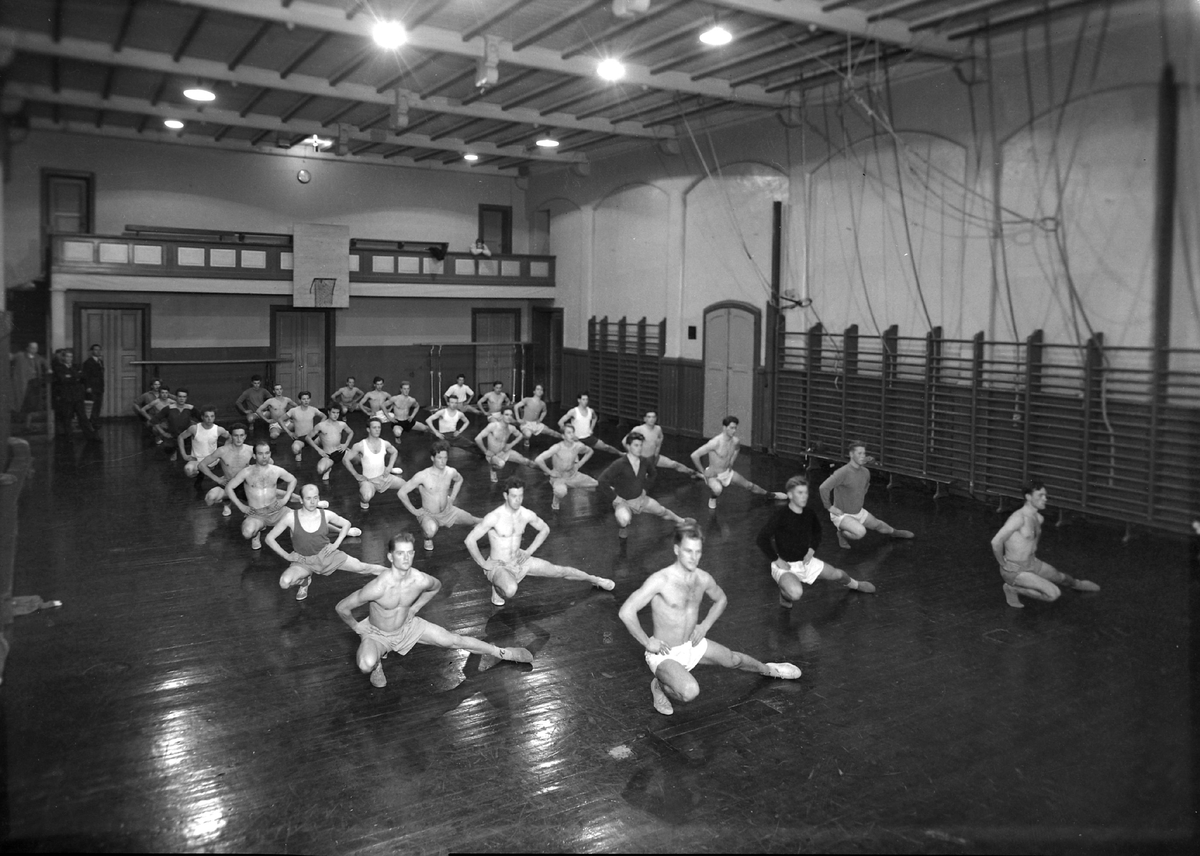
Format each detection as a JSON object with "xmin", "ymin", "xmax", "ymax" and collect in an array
[
  {"xmin": 463, "ymin": 153, "xmax": 479, "ymax": 161},
  {"xmin": 163, "ymin": 119, "xmax": 184, "ymax": 129},
  {"xmin": 597, "ymin": 57, "xmax": 626, "ymax": 81},
  {"xmin": 305, "ymin": 134, "xmax": 332, "ymax": 151},
  {"xmin": 699, "ymin": 24, "xmax": 732, "ymax": 46},
  {"xmin": 183, "ymin": 86, "xmax": 215, "ymax": 102},
  {"xmin": 373, "ymin": 20, "xmax": 407, "ymax": 49}
]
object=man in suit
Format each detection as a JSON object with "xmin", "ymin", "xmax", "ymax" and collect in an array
[{"xmin": 80, "ymin": 343, "xmax": 106, "ymax": 421}]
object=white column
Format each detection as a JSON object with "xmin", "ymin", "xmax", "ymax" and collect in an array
[{"xmin": 663, "ymin": 184, "xmax": 686, "ymax": 358}]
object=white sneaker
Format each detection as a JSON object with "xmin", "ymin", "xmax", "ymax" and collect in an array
[
  {"xmin": 424, "ymin": 539, "xmax": 434, "ymax": 552},
  {"xmin": 317, "ymin": 500, "xmax": 329, "ymax": 509},
  {"xmin": 321, "ymin": 471, "xmax": 330, "ymax": 481},
  {"xmin": 222, "ymin": 504, "xmax": 231, "ymax": 517},
  {"xmin": 348, "ymin": 527, "xmax": 362, "ymax": 537},
  {"xmin": 708, "ymin": 497, "xmax": 717, "ymax": 509},
  {"xmin": 491, "ymin": 589, "xmax": 505, "ymax": 606},
  {"xmin": 250, "ymin": 534, "xmax": 261, "ymax": 550}
]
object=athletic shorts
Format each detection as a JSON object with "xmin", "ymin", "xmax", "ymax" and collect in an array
[
  {"xmin": 645, "ymin": 638, "xmax": 709, "ymax": 675},
  {"xmin": 830, "ymin": 507, "xmax": 869, "ymax": 527},
  {"xmin": 418, "ymin": 505, "xmax": 478, "ymax": 529},
  {"xmin": 707, "ymin": 469, "xmax": 734, "ymax": 487},
  {"xmin": 319, "ymin": 449, "xmax": 345, "ymax": 464},
  {"xmin": 771, "ymin": 557, "xmax": 825, "ymax": 586},
  {"xmin": 355, "ymin": 616, "xmax": 427, "ymax": 655},
  {"xmin": 248, "ymin": 504, "xmax": 289, "ymax": 526},
  {"xmin": 521, "ymin": 423, "xmax": 546, "ymax": 436},
  {"xmin": 484, "ymin": 552, "xmax": 543, "ymax": 585},
  {"xmin": 613, "ymin": 493, "xmax": 653, "ymax": 515},
  {"xmin": 579, "ymin": 435, "xmax": 601, "ymax": 448},
  {"xmin": 486, "ymin": 451, "xmax": 511, "ymax": 467},
  {"xmin": 395, "ymin": 417, "xmax": 418, "ymax": 432},
  {"xmin": 551, "ymin": 471, "xmax": 597, "ymax": 489},
  {"xmin": 999, "ymin": 556, "xmax": 1049, "ymax": 585},
  {"xmin": 294, "ymin": 549, "xmax": 351, "ymax": 576},
  {"xmin": 365, "ymin": 473, "xmax": 404, "ymax": 491}
]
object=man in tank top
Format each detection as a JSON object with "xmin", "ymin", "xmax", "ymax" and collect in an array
[
  {"xmin": 343, "ymin": 418, "xmax": 405, "ymax": 511},
  {"xmin": 178, "ymin": 406, "xmax": 229, "ymax": 479}
]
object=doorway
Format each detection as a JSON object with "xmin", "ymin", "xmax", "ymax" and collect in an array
[
  {"xmin": 478, "ymin": 205, "xmax": 512, "ymax": 254},
  {"xmin": 272, "ymin": 309, "xmax": 330, "ymax": 402},
  {"xmin": 530, "ymin": 306, "xmax": 563, "ymax": 405},
  {"xmin": 76, "ymin": 304, "xmax": 148, "ymax": 419},
  {"xmin": 703, "ymin": 303, "xmax": 760, "ymax": 439},
  {"xmin": 473, "ymin": 309, "xmax": 521, "ymax": 394}
]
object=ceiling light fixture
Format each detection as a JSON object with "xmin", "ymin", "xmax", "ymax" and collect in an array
[
  {"xmin": 535, "ymin": 135, "xmax": 560, "ymax": 148},
  {"xmin": 183, "ymin": 86, "xmax": 215, "ymax": 102},
  {"xmin": 163, "ymin": 119, "xmax": 184, "ymax": 129},
  {"xmin": 305, "ymin": 134, "xmax": 333, "ymax": 151},
  {"xmin": 463, "ymin": 153, "xmax": 479, "ymax": 161},
  {"xmin": 699, "ymin": 24, "xmax": 732, "ymax": 46},
  {"xmin": 373, "ymin": 20, "xmax": 407, "ymax": 49},
  {"xmin": 597, "ymin": 57, "xmax": 626, "ymax": 81}
]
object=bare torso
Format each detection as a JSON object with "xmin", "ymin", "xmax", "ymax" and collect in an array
[
  {"xmin": 484, "ymin": 506, "xmax": 536, "ymax": 562},
  {"xmin": 216, "ymin": 444, "xmax": 253, "ymax": 478},
  {"xmin": 549, "ymin": 441, "xmax": 584, "ymax": 474},
  {"xmin": 1002, "ymin": 507, "xmax": 1041, "ymax": 563},
  {"xmin": 705, "ymin": 434, "xmax": 740, "ymax": 473},
  {"xmin": 366, "ymin": 567, "xmax": 434, "ymax": 632},
  {"xmin": 415, "ymin": 466, "xmax": 457, "ymax": 513},
  {"xmin": 519, "ymin": 397, "xmax": 547, "ymax": 424},
  {"xmin": 262, "ymin": 397, "xmax": 291, "ymax": 420},
  {"xmin": 361, "ymin": 390, "xmax": 391, "ymax": 414},
  {"xmin": 648, "ymin": 566, "xmax": 712, "ymax": 646},
  {"xmin": 244, "ymin": 464, "xmax": 288, "ymax": 508},
  {"xmin": 640, "ymin": 425, "xmax": 665, "ymax": 458},
  {"xmin": 288, "ymin": 405, "xmax": 321, "ymax": 435},
  {"xmin": 313, "ymin": 420, "xmax": 346, "ymax": 452},
  {"xmin": 482, "ymin": 421, "xmax": 514, "ymax": 454},
  {"xmin": 389, "ymin": 394, "xmax": 418, "ymax": 420}
]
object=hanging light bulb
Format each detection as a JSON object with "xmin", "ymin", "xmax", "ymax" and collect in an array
[
  {"xmin": 597, "ymin": 57, "xmax": 625, "ymax": 81},
  {"xmin": 699, "ymin": 24, "xmax": 732, "ymax": 46},
  {"xmin": 163, "ymin": 119, "xmax": 184, "ymax": 129},
  {"xmin": 373, "ymin": 20, "xmax": 407, "ymax": 49}
]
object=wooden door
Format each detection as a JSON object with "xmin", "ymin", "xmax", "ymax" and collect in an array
[
  {"xmin": 79, "ymin": 306, "xmax": 144, "ymax": 419},
  {"xmin": 275, "ymin": 311, "xmax": 327, "ymax": 401},
  {"xmin": 531, "ymin": 307, "xmax": 563, "ymax": 404},
  {"xmin": 703, "ymin": 305, "xmax": 757, "ymax": 438},
  {"xmin": 473, "ymin": 309, "xmax": 520, "ymax": 393}
]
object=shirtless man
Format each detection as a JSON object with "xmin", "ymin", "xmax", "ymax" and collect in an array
[
  {"xmin": 465, "ymin": 477, "xmax": 615, "ymax": 606},
  {"xmin": 135, "ymin": 384, "xmax": 173, "ymax": 430},
  {"xmin": 283, "ymin": 391, "xmax": 324, "ymax": 461},
  {"xmin": 307, "ymin": 405, "xmax": 354, "ymax": 481},
  {"xmin": 265, "ymin": 484, "xmax": 385, "ymax": 601},
  {"xmin": 474, "ymin": 408, "xmax": 534, "ymax": 483},
  {"xmin": 255, "ymin": 383, "xmax": 297, "ymax": 440},
  {"xmin": 335, "ymin": 530, "xmax": 533, "ymax": 689},
  {"xmin": 758, "ymin": 475, "xmax": 875, "ymax": 608},
  {"xmin": 597, "ymin": 431, "xmax": 686, "ymax": 539},
  {"xmin": 343, "ymin": 418, "xmax": 404, "ymax": 510},
  {"xmin": 557, "ymin": 392, "xmax": 621, "ymax": 455},
  {"xmin": 991, "ymin": 481, "xmax": 1100, "ymax": 608},
  {"xmin": 330, "ymin": 376, "xmax": 365, "ymax": 415},
  {"xmin": 534, "ymin": 423, "xmax": 597, "ymax": 511},
  {"xmin": 358, "ymin": 377, "xmax": 392, "ymax": 421},
  {"xmin": 618, "ymin": 524, "xmax": 802, "ymax": 716},
  {"xmin": 514, "ymin": 384, "xmax": 562, "ymax": 446},
  {"xmin": 691, "ymin": 416, "xmax": 786, "ymax": 510},
  {"xmin": 477, "ymin": 381, "xmax": 511, "ymax": 417},
  {"xmin": 178, "ymin": 406, "xmax": 229, "ymax": 479},
  {"xmin": 235, "ymin": 375, "xmax": 269, "ymax": 428},
  {"xmin": 198, "ymin": 422, "xmax": 253, "ymax": 516},
  {"xmin": 819, "ymin": 440, "xmax": 914, "ymax": 549},
  {"xmin": 632, "ymin": 410, "xmax": 701, "ymax": 478},
  {"xmin": 398, "ymin": 440, "xmax": 481, "ymax": 552},
  {"xmin": 225, "ymin": 441, "xmax": 298, "ymax": 550},
  {"xmin": 425, "ymin": 396, "xmax": 471, "ymax": 445},
  {"xmin": 382, "ymin": 380, "xmax": 428, "ymax": 440},
  {"xmin": 444, "ymin": 374, "xmax": 479, "ymax": 414}
]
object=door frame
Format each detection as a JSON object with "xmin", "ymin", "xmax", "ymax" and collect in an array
[
  {"xmin": 530, "ymin": 305, "xmax": 563, "ymax": 405},
  {"xmin": 73, "ymin": 301, "xmax": 150, "ymax": 368},
  {"xmin": 269, "ymin": 306, "xmax": 334, "ymax": 394},
  {"xmin": 702, "ymin": 300, "xmax": 762, "ymax": 443},
  {"xmin": 472, "ymin": 307, "xmax": 523, "ymax": 393}
]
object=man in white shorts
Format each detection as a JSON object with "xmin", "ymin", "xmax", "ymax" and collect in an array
[
  {"xmin": 757, "ymin": 475, "xmax": 876, "ymax": 608},
  {"xmin": 534, "ymin": 422, "xmax": 597, "ymax": 511},
  {"xmin": 474, "ymin": 407, "xmax": 534, "ymax": 483},
  {"xmin": 398, "ymin": 440, "xmax": 480, "ymax": 552},
  {"xmin": 557, "ymin": 391, "xmax": 621, "ymax": 454},
  {"xmin": 597, "ymin": 431, "xmax": 686, "ymax": 540},
  {"xmin": 691, "ymin": 416, "xmax": 786, "ymax": 510},
  {"xmin": 265, "ymin": 484, "xmax": 386, "ymax": 601},
  {"xmin": 819, "ymin": 440, "xmax": 914, "ymax": 549},
  {"xmin": 335, "ymin": 530, "xmax": 533, "ymax": 688},
  {"xmin": 307, "ymin": 405, "xmax": 354, "ymax": 481},
  {"xmin": 343, "ymin": 417, "xmax": 404, "ymax": 511},
  {"xmin": 514, "ymin": 384, "xmax": 561, "ymax": 447},
  {"xmin": 991, "ymin": 480, "xmax": 1100, "ymax": 608},
  {"xmin": 465, "ymin": 476, "xmax": 614, "ymax": 606},
  {"xmin": 282, "ymin": 391, "xmax": 323, "ymax": 462},
  {"xmin": 198, "ymin": 422, "xmax": 252, "ymax": 516},
  {"xmin": 255, "ymin": 383, "xmax": 297, "ymax": 441},
  {"xmin": 618, "ymin": 523, "xmax": 802, "ymax": 716},
  {"xmin": 629, "ymin": 411, "xmax": 699, "ymax": 478},
  {"xmin": 178, "ymin": 405, "xmax": 229, "ymax": 479}
]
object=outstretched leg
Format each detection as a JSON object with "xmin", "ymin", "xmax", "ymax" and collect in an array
[
  {"xmin": 642, "ymin": 496, "xmax": 685, "ymax": 525},
  {"xmin": 817, "ymin": 561, "xmax": 875, "ymax": 593},
  {"xmin": 729, "ymin": 471, "xmax": 786, "ymax": 501},
  {"xmin": 523, "ymin": 556, "xmax": 614, "ymax": 591},
  {"xmin": 417, "ymin": 621, "xmax": 533, "ymax": 663},
  {"xmin": 700, "ymin": 638, "xmax": 801, "ymax": 680},
  {"xmin": 863, "ymin": 510, "xmax": 913, "ymax": 539}
]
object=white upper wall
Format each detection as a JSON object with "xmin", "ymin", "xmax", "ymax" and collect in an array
[{"xmin": 4, "ymin": 131, "xmax": 528, "ymax": 289}]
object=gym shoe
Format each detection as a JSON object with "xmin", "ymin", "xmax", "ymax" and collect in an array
[
  {"xmin": 779, "ymin": 594, "xmax": 793, "ymax": 609},
  {"xmin": 490, "ymin": 469, "xmax": 498, "ymax": 483},
  {"xmin": 618, "ymin": 528, "xmax": 628, "ymax": 540},
  {"xmin": 592, "ymin": 577, "xmax": 616, "ymax": 591},
  {"xmin": 250, "ymin": 534, "xmax": 262, "ymax": 550},
  {"xmin": 295, "ymin": 577, "xmax": 311, "ymax": 601},
  {"xmin": 708, "ymin": 497, "xmax": 717, "ymax": 509},
  {"xmin": 771, "ymin": 491, "xmax": 787, "ymax": 500},
  {"xmin": 360, "ymin": 502, "xmax": 370, "ymax": 511},
  {"xmin": 891, "ymin": 529, "xmax": 915, "ymax": 539},
  {"xmin": 1073, "ymin": 579, "xmax": 1100, "ymax": 592},
  {"xmin": 854, "ymin": 580, "xmax": 876, "ymax": 593},
  {"xmin": 836, "ymin": 532, "xmax": 851, "ymax": 549},
  {"xmin": 650, "ymin": 678, "xmax": 674, "ymax": 715},
  {"xmin": 155, "ymin": 438, "xmax": 163, "ymax": 445},
  {"xmin": 317, "ymin": 500, "xmax": 329, "ymax": 509},
  {"xmin": 551, "ymin": 498, "xmax": 560, "ymax": 511},
  {"xmin": 369, "ymin": 663, "xmax": 386, "ymax": 688},
  {"xmin": 222, "ymin": 504, "xmax": 232, "ymax": 517},
  {"xmin": 1003, "ymin": 583, "xmax": 1024, "ymax": 608},
  {"xmin": 424, "ymin": 539, "xmax": 434, "ymax": 552},
  {"xmin": 491, "ymin": 588, "xmax": 506, "ymax": 606},
  {"xmin": 390, "ymin": 467, "xmax": 404, "ymax": 475},
  {"xmin": 499, "ymin": 647, "xmax": 534, "ymax": 663},
  {"xmin": 348, "ymin": 527, "xmax": 362, "ymax": 537},
  {"xmin": 295, "ymin": 453, "xmax": 302, "ymax": 462},
  {"xmin": 321, "ymin": 470, "xmax": 330, "ymax": 481},
  {"xmin": 764, "ymin": 662, "xmax": 802, "ymax": 680}
]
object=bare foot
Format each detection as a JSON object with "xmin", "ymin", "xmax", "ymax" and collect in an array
[
  {"xmin": 890, "ymin": 529, "xmax": 915, "ymax": 539},
  {"xmin": 764, "ymin": 662, "xmax": 802, "ymax": 680},
  {"xmin": 1072, "ymin": 579, "xmax": 1100, "ymax": 592},
  {"xmin": 592, "ymin": 577, "xmax": 615, "ymax": 591},
  {"xmin": 650, "ymin": 678, "xmax": 674, "ymax": 715},
  {"xmin": 837, "ymin": 532, "xmax": 851, "ymax": 549},
  {"xmin": 853, "ymin": 580, "xmax": 876, "ymax": 593},
  {"xmin": 499, "ymin": 647, "xmax": 534, "ymax": 663}
]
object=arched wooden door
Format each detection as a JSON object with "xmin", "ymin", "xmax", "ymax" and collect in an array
[{"xmin": 703, "ymin": 304, "xmax": 759, "ymax": 439}]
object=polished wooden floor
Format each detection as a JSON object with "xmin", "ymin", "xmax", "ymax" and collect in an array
[{"xmin": 2, "ymin": 415, "xmax": 1196, "ymax": 854}]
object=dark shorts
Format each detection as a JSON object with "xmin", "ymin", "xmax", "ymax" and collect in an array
[
  {"xmin": 579, "ymin": 435, "xmax": 601, "ymax": 448},
  {"xmin": 396, "ymin": 417, "xmax": 418, "ymax": 432}
]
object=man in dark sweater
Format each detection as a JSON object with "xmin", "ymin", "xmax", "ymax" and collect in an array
[
  {"xmin": 80, "ymin": 343, "xmax": 106, "ymax": 420},
  {"xmin": 597, "ymin": 430, "xmax": 687, "ymax": 540},
  {"xmin": 52, "ymin": 349, "xmax": 99, "ymax": 439},
  {"xmin": 757, "ymin": 475, "xmax": 875, "ymax": 609}
]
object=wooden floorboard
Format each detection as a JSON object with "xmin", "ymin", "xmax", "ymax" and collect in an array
[{"xmin": 2, "ymin": 417, "xmax": 1196, "ymax": 854}]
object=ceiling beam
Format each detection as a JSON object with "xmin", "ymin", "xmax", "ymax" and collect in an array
[
  {"xmin": 460, "ymin": 0, "xmax": 536, "ymax": 42},
  {"xmin": 10, "ymin": 83, "xmax": 586, "ymax": 164},
  {"xmin": 0, "ymin": 28, "xmax": 674, "ymax": 140},
  {"xmin": 228, "ymin": 20, "xmax": 272, "ymax": 70},
  {"xmin": 169, "ymin": 0, "xmax": 789, "ymax": 107},
  {"xmin": 28, "ymin": 116, "xmax": 516, "ymax": 174},
  {"xmin": 173, "ymin": 10, "xmax": 207, "ymax": 63},
  {"xmin": 113, "ymin": 0, "xmax": 140, "ymax": 53},
  {"xmin": 280, "ymin": 32, "xmax": 332, "ymax": 79}
]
